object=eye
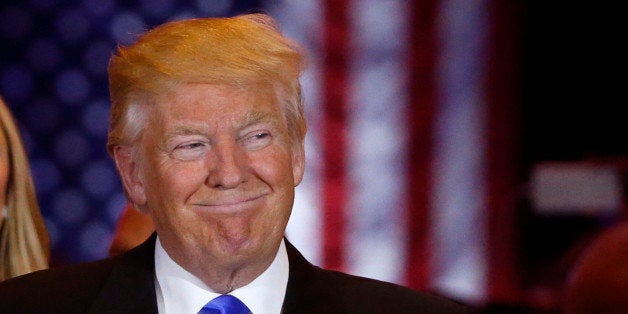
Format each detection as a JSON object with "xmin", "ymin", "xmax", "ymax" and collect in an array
[
  {"xmin": 171, "ymin": 140, "xmax": 209, "ymax": 161},
  {"xmin": 179, "ymin": 142, "xmax": 205, "ymax": 150},
  {"xmin": 240, "ymin": 131, "xmax": 272, "ymax": 150},
  {"xmin": 252, "ymin": 132, "xmax": 270, "ymax": 140}
]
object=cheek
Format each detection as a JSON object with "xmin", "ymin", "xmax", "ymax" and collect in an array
[
  {"xmin": 143, "ymin": 162, "xmax": 208, "ymax": 236},
  {"xmin": 142, "ymin": 159, "xmax": 206, "ymax": 205},
  {"xmin": 252, "ymin": 150, "xmax": 297, "ymax": 222},
  {"xmin": 253, "ymin": 152, "xmax": 295, "ymax": 188}
]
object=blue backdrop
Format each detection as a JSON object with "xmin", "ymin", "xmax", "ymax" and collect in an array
[{"xmin": 0, "ymin": 0, "xmax": 267, "ymax": 266}]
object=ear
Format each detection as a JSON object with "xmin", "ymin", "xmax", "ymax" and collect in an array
[
  {"xmin": 292, "ymin": 141, "xmax": 305, "ymax": 186},
  {"xmin": 113, "ymin": 145, "xmax": 147, "ymax": 209}
]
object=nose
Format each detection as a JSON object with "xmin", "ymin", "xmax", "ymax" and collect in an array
[{"xmin": 206, "ymin": 140, "xmax": 246, "ymax": 189}]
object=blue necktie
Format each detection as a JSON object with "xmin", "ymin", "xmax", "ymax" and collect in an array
[{"xmin": 198, "ymin": 295, "xmax": 251, "ymax": 314}]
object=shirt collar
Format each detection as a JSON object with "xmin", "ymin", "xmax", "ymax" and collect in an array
[{"xmin": 155, "ymin": 237, "xmax": 289, "ymax": 314}]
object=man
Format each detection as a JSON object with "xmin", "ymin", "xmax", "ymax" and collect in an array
[{"xmin": 0, "ymin": 14, "xmax": 466, "ymax": 313}]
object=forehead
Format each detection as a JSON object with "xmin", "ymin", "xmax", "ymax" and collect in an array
[{"xmin": 147, "ymin": 83, "xmax": 284, "ymax": 130}]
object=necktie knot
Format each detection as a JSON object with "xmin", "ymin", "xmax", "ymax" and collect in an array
[{"xmin": 198, "ymin": 294, "xmax": 251, "ymax": 314}]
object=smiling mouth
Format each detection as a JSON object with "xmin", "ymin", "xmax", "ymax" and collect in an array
[{"xmin": 193, "ymin": 194, "xmax": 266, "ymax": 211}]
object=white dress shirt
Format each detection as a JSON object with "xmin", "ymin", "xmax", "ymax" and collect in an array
[{"xmin": 154, "ymin": 237, "xmax": 289, "ymax": 314}]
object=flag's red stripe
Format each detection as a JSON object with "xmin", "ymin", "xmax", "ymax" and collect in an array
[
  {"xmin": 485, "ymin": 0, "xmax": 523, "ymax": 303},
  {"xmin": 321, "ymin": 0, "xmax": 351, "ymax": 271},
  {"xmin": 405, "ymin": 0, "xmax": 439, "ymax": 290}
]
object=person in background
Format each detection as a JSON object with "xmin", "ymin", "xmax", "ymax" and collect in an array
[
  {"xmin": 108, "ymin": 203, "xmax": 154, "ymax": 256},
  {"xmin": 0, "ymin": 96, "xmax": 49, "ymax": 281},
  {"xmin": 562, "ymin": 221, "xmax": 628, "ymax": 314},
  {"xmin": 0, "ymin": 14, "xmax": 466, "ymax": 313}
]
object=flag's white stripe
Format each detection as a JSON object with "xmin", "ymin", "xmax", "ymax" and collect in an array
[
  {"xmin": 271, "ymin": 0, "xmax": 325, "ymax": 266},
  {"xmin": 345, "ymin": 0, "xmax": 410, "ymax": 284},
  {"xmin": 432, "ymin": 0, "xmax": 489, "ymax": 302}
]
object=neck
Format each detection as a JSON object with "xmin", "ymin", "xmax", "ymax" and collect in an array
[
  {"xmin": 160, "ymin": 239, "xmax": 278, "ymax": 294},
  {"xmin": 197, "ymin": 260, "xmax": 271, "ymax": 294}
]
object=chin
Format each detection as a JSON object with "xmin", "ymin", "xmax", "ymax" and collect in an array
[
  {"xmin": 218, "ymin": 236, "xmax": 253, "ymax": 254},
  {"xmin": 219, "ymin": 236, "xmax": 276, "ymax": 261}
]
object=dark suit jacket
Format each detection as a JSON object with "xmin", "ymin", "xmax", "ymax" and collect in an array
[{"xmin": 0, "ymin": 234, "xmax": 467, "ymax": 313}]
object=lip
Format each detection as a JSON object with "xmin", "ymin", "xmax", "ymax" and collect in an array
[{"xmin": 193, "ymin": 194, "xmax": 266, "ymax": 213}]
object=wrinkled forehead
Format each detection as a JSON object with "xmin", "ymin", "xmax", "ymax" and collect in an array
[
  {"xmin": 150, "ymin": 81, "xmax": 279, "ymax": 107},
  {"xmin": 144, "ymin": 83, "xmax": 285, "ymax": 127},
  {"xmin": 155, "ymin": 82, "xmax": 279, "ymax": 109}
]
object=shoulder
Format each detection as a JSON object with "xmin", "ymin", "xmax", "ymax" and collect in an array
[
  {"xmin": 284, "ymin": 240, "xmax": 468, "ymax": 313},
  {"xmin": 0, "ymin": 234, "xmax": 157, "ymax": 313},
  {"xmin": 323, "ymin": 267, "xmax": 467, "ymax": 313},
  {"xmin": 0, "ymin": 257, "xmax": 118, "ymax": 313}
]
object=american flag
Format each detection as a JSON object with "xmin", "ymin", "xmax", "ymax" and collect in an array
[{"xmin": 271, "ymin": 0, "xmax": 520, "ymax": 306}]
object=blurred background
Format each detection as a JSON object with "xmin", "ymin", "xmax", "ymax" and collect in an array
[{"xmin": 0, "ymin": 0, "xmax": 625, "ymax": 312}]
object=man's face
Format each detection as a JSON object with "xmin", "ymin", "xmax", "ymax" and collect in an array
[{"xmin": 116, "ymin": 83, "xmax": 304, "ymax": 278}]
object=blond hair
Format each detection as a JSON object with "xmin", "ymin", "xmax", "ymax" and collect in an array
[
  {"xmin": 0, "ymin": 96, "xmax": 49, "ymax": 281},
  {"xmin": 107, "ymin": 13, "xmax": 307, "ymax": 155}
]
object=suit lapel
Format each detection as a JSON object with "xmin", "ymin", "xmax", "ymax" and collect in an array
[
  {"xmin": 83, "ymin": 236, "xmax": 340, "ymax": 313},
  {"xmin": 282, "ymin": 239, "xmax": 347, "ymax": 314},
  {"xmin": 88, "ymin": 233, "xmax": 158, "ymax": 314}
]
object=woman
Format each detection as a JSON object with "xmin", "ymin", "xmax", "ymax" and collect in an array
[{"xmin": 0, "ymin": 96, "xmax": 49, "ymax": 280}]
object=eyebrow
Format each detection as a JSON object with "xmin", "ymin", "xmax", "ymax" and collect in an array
[
  {"xmin": 241, "ymin": 110, "xmax": 282, "ymax": 129},
  {"xmin": 159, "ymin": 126, "xmax": 208, "ymax": 152},
  {"xmin": 162, "ymin": 110, "xmax": 282, "ymax": 142},
  {"xmin": 164, "ymin": 126, "xmax": 206, "ymax": 139}
]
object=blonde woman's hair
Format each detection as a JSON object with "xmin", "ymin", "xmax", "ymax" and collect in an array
[
  {"xmin": 107, "ymin": 13, "xmax": 308, "ymax": 156},
  {"xmin": 0, "ymin": 96, "xmax": 49, "ymax": 281}
]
